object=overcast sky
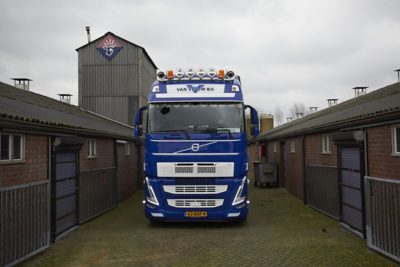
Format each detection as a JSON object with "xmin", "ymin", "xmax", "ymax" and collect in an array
[{"xmin": 1, "ymin": 0, "xmax": 400, "ymax": 119}]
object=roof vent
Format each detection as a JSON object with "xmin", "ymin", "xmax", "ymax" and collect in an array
[
  {"xmin": 58, "ymin": 94, "xmax": 72, "ymax": 104},
  {"xmin": 85, "ymin": 26, "xmax": 91, "ymax": 43},
  {"xmin": 309, "ymin": 106, "xmax": 318, "ymax": 113},
  {"xmin": 286, "ymin": 117, "xmax": 293, "ymax": 122},
  {"xmin": 395, "ymin": 68, "xmax": 400, "ymax": 83},
  {"xmin": 11, "ymin": 78, "xmax": 32, "ymax": 91},
  {"xmin": 353, "ymin": 86, "xmax": 368, "ymax": 97},
  {"xmin": 296, "ymin": 112, "xmax": 304, "ymax": 118},
  {"xmin": 327, "ymin": 98, "xmax": 338, "ymax": 107}
]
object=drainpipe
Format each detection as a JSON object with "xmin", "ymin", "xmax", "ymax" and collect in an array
[{"xmin": 302, "ymin": 135, "xmax": 307, "ymax": 205}]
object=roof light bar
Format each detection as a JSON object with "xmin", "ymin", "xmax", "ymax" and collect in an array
[
  {"xmin": 208, "ymin": 68, "xmax": 217, "ymax": 78},
  {"xmin": 197, "ymin": 68, "xmax": 206, "ymax": 78},
  {"xmin": 218, "ymin": 69, "xmax": 225, "ymax": 79},
  {"xmin": 156, "ymin": 68, "xmax": 236, "ymax": 81},
  {"xmin": 176, "ymin": 69, "xmax": 184, "ymax": 79},
  {"xmin": 167, "ymin": 70, "xmax": 174, "ymax": 79},
  {"xmin": 187, "ymin": 68, "xmax": 195, "ymax": 78},
  {"xmin": 157, "ymin": 70, "xmax": 166, "ymax": 80}
]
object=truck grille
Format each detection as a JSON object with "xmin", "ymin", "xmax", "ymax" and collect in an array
[
  {"xmin": 157, "ymin": 162, "xmax": 234, "ymax": 178},
  {"xmin": 167, "ymin": 199, "xmax": 224, "ymax": 208},
  {"xmin": 175, "ymin": 166, "xmax": 194, "ymax": 174},
  {"xmin": 197, "ymin": 166, "xmax": 216, "ymax": 174},
  {"xmin": 163, "ymin": 185, "xmax": 228, "ymax": 194}
]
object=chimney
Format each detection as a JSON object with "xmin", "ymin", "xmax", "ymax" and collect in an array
[
  {"xmin": 327, "ymin": 98, "xmax": 338, "ymax": 107},
  {"xmin": 85, "ymin": 26, "xmax": 91, "ymax": 43},
  {"xmin": 58, "ymin": 94, "xmax": 72, "ymax": 104},
  {"xmin": 11, "ymin": 78, "xmax": 32, "ymax": 91},
  {"xmin": 395, "ymin": 69, "xmax": 400, "ymax": 83},
  {"xmin": 353, "ymin": 86, "xmax": 368, "ymax": 97},
  {"xmin": 309, "ymin": 106, "xmax": 318, "ymax": 113}
]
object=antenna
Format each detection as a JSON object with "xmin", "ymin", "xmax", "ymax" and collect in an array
[
  {"xmin": 85, "ymin": 26, "xmax": 91, "ymax": 43},
  {"xmin": 395, "ymin": 69, "xmax": 400, "ymax": 83}
]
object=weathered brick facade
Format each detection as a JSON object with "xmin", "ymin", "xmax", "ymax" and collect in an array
[
  {"xmin": 305, "ymin": 133, "xmax": 338, "ymax": 167},
  {"xmin": 285, "ymin": 136, "xmax": 304, "ymax": 200},
  {"xmin": 0, "ymin": 134, "xmax": 48, "ymax": 187},
  {"xmin": 117, "ymin": 141, "xmax": 138, "ymax": 202},
  {"xmin": 367, "ymin": 126, "xmax": 400, "ymax": 180},
  {"xmin": 79, "ymin": 138, "xmax": 115, "ymax": 171}
]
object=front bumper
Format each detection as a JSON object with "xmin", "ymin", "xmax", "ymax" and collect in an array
[{"xmin": 144, "ymin": 202, "xmax": 248, "ymax": 222}]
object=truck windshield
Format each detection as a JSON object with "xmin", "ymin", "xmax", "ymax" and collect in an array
[{"xmin": 148, "ymin": 103, "xmax": 244, "ymax": 134}]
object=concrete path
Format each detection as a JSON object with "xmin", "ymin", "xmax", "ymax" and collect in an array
[{"xmin": 21, "ymin": 187, "xmax": 396, "ymax": 266}]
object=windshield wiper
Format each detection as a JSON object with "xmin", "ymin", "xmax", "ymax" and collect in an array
[{"xmin": 153, "ymin": 129, "xmax": 190, "ymax": 139}]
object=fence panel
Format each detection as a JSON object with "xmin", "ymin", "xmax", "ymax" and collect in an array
[
  {"xmin": 365, "ymin": 176, "xmax": 400, "ymax": 263},
  {"xmin": 79, "ymin": 167, "xmax": 117, "ymax": 223},
  {"xmin": 0, "ymin": 181, "xmax": 50, "ymax": 267},
  {"xmin": 305, "ymin": 165, "xmax": 339, "ymax": 219}
]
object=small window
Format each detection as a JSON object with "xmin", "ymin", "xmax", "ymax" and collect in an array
[
  {"xmin": 125, "ymin": 143, "xmax": 130, "ymax": 156},
  {"xmin": 392, "ymin": 125, "xmax": 400, "ymax": 156},
  {"xmin": 88, "ymin": 139, "xmax": 97, "ymax": 158},
  {"xmin": 273, "ymin": 142, "xmax": 277, "ymax": 153},
  {"xmin": 0, "ymin": 133, "xmax": 24, "ymax": 162},
  {"xmin": 322, "ymin": 135, "xmax": 331, "ymax": 154},
  {"xmin": 290, "ymin": 139, "xmax": 295, "ymax": 153}
]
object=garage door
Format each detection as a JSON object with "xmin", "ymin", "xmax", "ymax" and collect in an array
[
  {"xmin": 52, "ymin": 151, "xmax": 78, "ymax": 240},
  {"xmin": 340, "ymin": 147, "xmax": 364, "ymax": 234}
]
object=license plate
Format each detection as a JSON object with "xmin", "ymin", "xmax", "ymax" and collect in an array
[{"xmin": 185, "ymin": 211, "xmax": 208, "ymax": 218}]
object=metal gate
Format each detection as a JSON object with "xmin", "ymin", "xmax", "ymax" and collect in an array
[
  {"xmin": 340, "ymin": 146, "xmax": 365, "ymax": 235},
  {"xmin": 51, "ymin": 151, "xmax": 79, "ymax": 241}
]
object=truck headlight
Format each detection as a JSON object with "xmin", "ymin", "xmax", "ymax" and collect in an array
[
  {"xmin": 232, "ymin": 176, "xmax": 247, "ymax": 206},
  {"xmin": 145, "ymin": 177, "xmax": 159, "ymax": 206}
]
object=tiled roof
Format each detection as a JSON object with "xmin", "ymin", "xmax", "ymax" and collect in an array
[
  {"xmin": 256, "ymin": 82, "xmax": 400, "ymax": 141},
  {"xmin": 0, "ymin": 81, "xmax": 136, "ymax": 140}
]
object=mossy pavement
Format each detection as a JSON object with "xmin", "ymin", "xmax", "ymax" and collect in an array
[{"xmin": 21, "ymin": 183, "xmax": 396, "ymax": 266}]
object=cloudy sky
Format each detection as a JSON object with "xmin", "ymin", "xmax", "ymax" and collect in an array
[{"xmin": 1, "ymin": 0, "xmax": 400, "ymax": 119}]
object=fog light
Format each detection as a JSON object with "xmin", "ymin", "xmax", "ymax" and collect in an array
[
  {"xmin": 226, "ymin": 70, "xmax": 235, "ymax": 79},
  {"xmin": 208, "ymin": 68, "xmax": 217, "ymax": 78},
  {"xmin": 187, "ymin": 68, "xmax": 195, "ymax": 78},
  {"xmin": 197, "ymin": 68, "xmax": 206, "ymax": 78},
  {"xmin": 157, "ymin": 71, "xmax": 166, "ymax": 79},
  {"xmin": 176, "ymin": 69, "xmax": 184, "ymax": 78},
  {"xmin": 151, "ymin": 212, "xmax": 164, "ymax": 217},
  {"xmin": 227, "ymin": 212, "xmax": 240, "ymax": 217}
]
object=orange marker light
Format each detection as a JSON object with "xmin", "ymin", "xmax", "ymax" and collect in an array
[
  {"xmin": 167, "ymin": 70, "xmax": 174, "ymax": 79},
  {"xmin": 218, "ymin": 69, "xmax": 225, "ymax": 79}
]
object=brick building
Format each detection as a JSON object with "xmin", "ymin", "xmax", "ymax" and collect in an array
[
  {"xmin": 256, "ymin": 82, "xmax": 400, "ymax": 263},
  {"xmin": 0, "ymin": 81, "xmax": 142, "ymax": 266}
]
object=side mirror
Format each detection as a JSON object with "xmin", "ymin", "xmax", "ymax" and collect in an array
[
  {"xmin": 245, "ymin": 105, "xmax": 259, "ymax": 138},
  {"xmin": 134, "ymin": 106, "xmax": 148, "ymax": 138}
]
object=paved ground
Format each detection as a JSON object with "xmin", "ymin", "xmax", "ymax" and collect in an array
[{"xmin": 22, "ymin": 186, "xmax": 396, "ymax": 267}]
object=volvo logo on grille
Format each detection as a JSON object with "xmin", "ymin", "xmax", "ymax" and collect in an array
[{"xmin": 191, "ymin": 143, "xmax": 200, "ymax": 152}]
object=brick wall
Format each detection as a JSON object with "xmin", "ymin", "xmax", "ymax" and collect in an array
[
  {"xmin": 368, "ymin": 126, "xmax": 400, "ymax": 180},
  {"xmin": 117, "ymin": 141, "xmax": 138, "ymax": 203},
  {"xmin": 0, "ymin": 135, "xmax": 48, "ymax": 187},
  {"xmin": 79, "ymin": 138, "xmax": 115, "ymax": 171},
  {"xmin": 305, "ymin": 133, "xmax": 338, "ymax": 167}
]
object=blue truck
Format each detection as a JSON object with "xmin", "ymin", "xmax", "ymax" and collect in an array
[{"xmin": 134, "ymin": 68, "xmax": 259, "ymax": 222}]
